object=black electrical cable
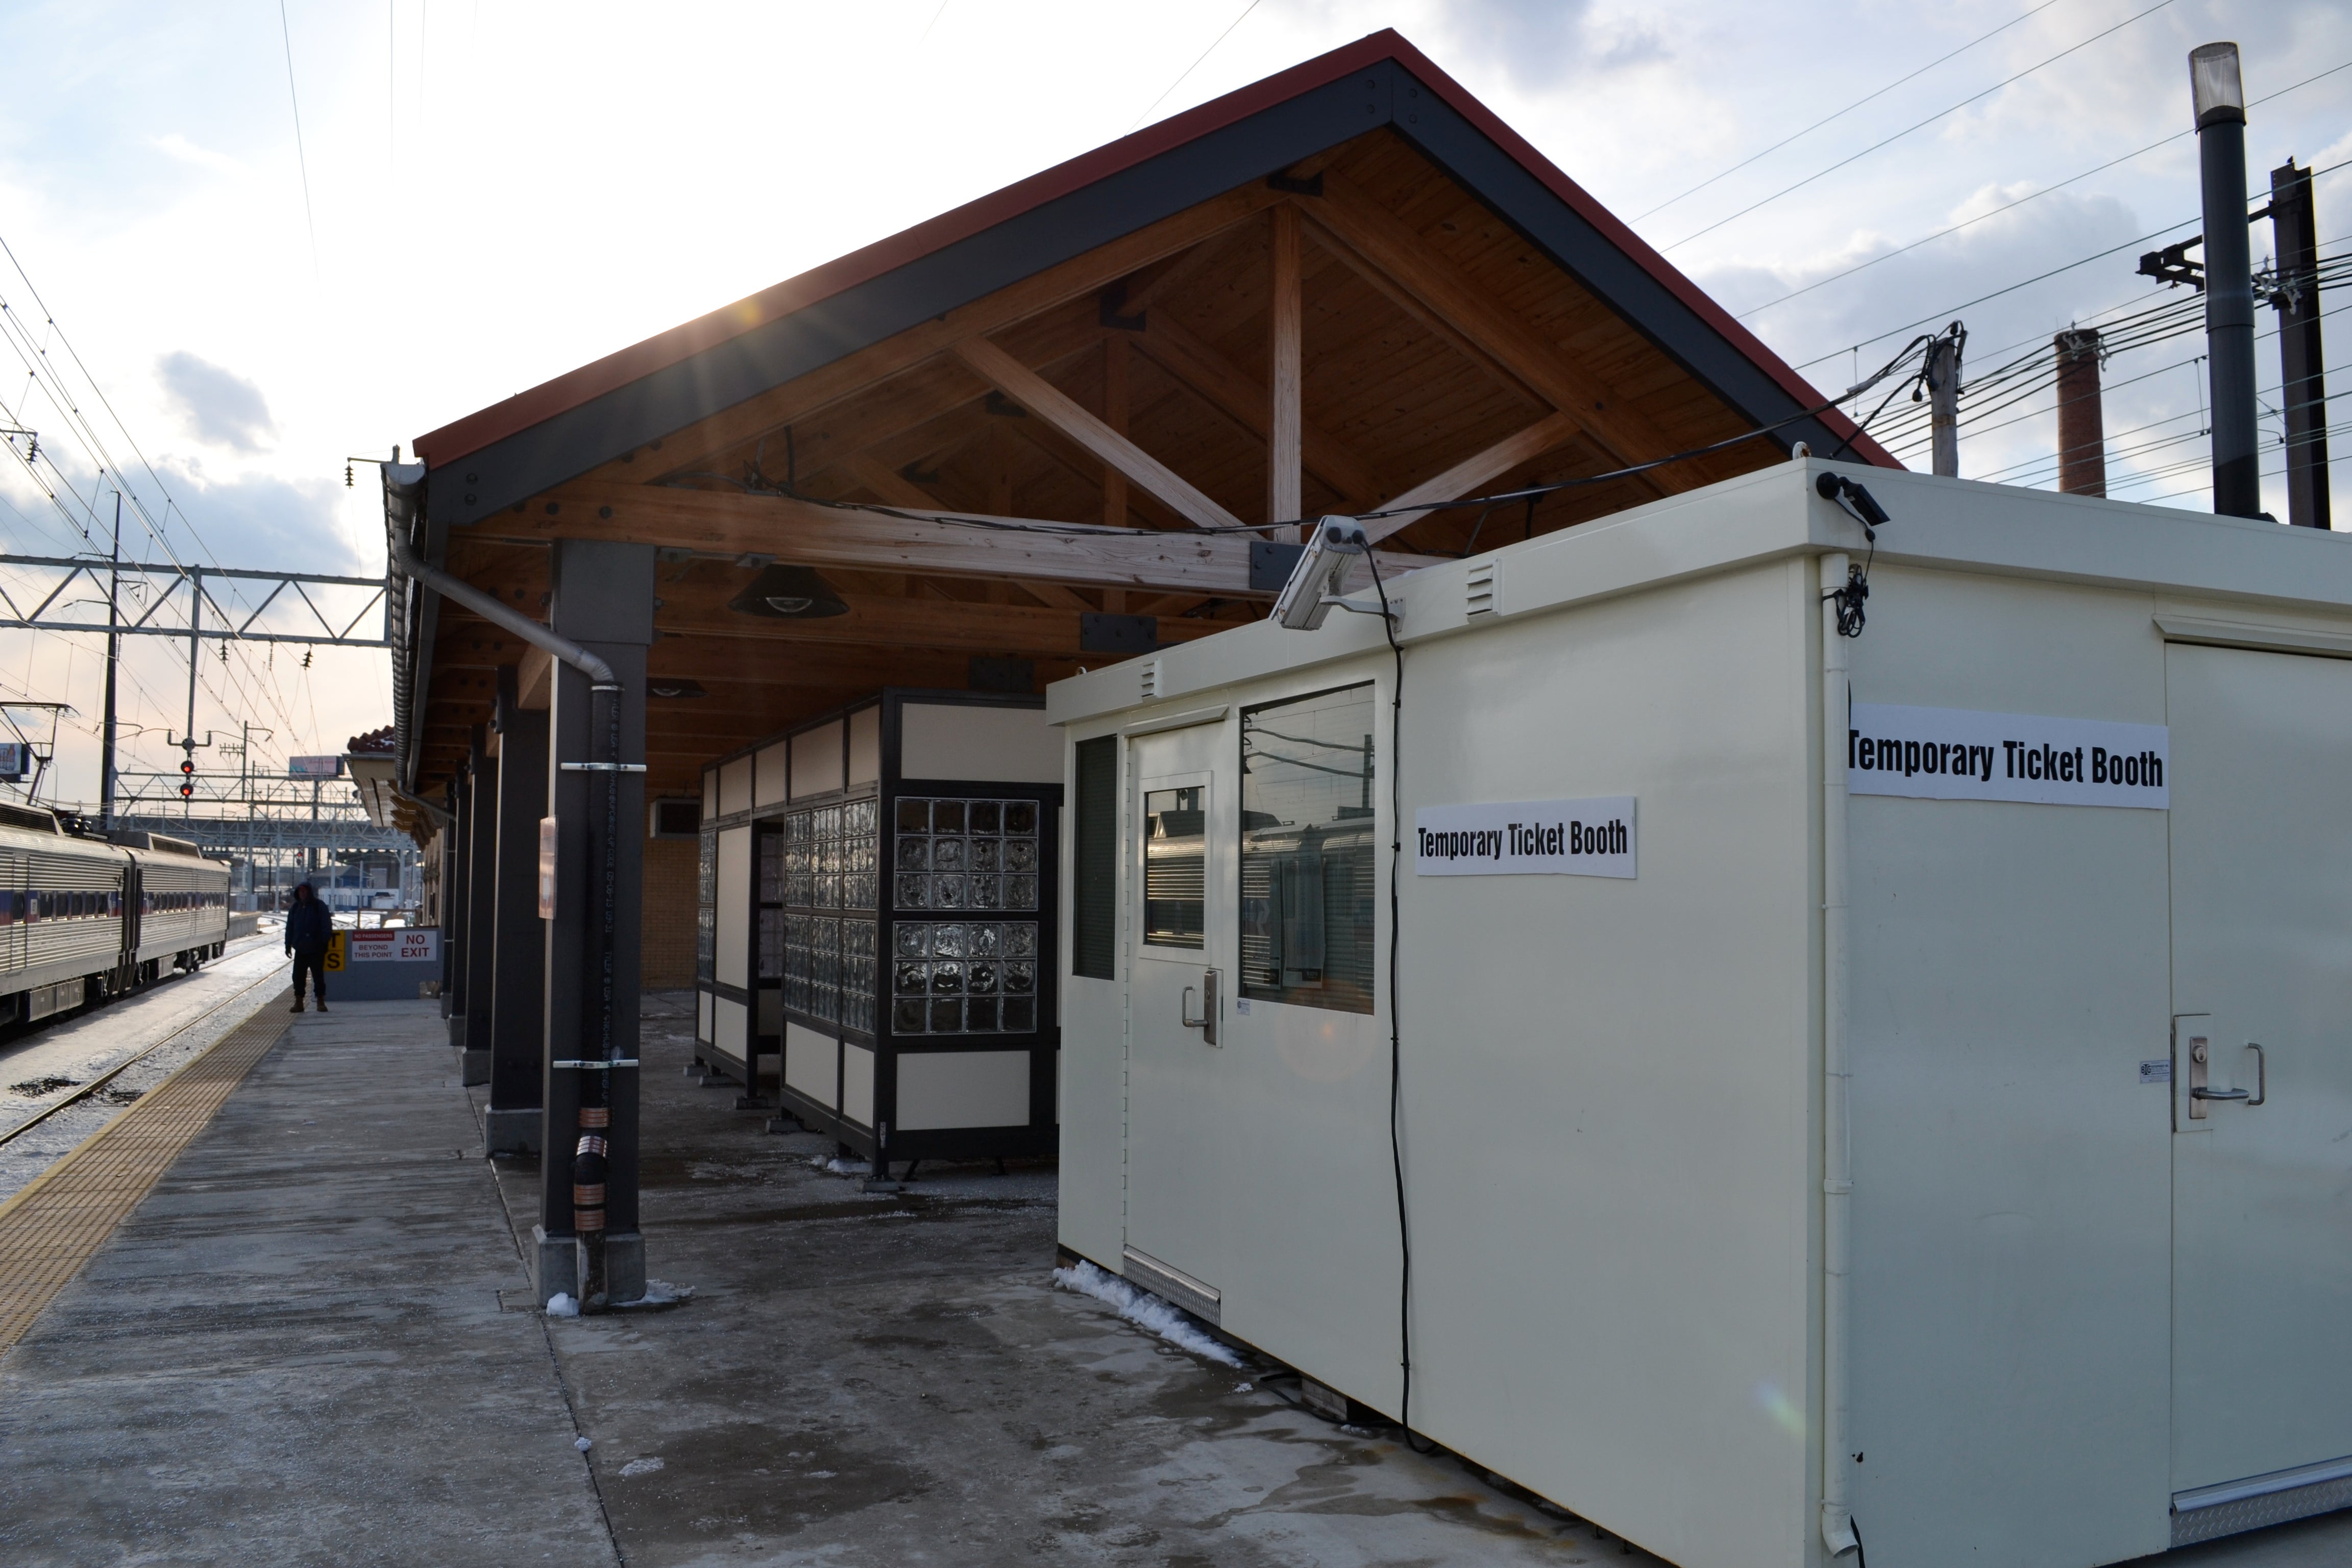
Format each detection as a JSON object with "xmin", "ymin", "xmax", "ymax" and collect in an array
[{"xmin": 1363, "ymin": 548, "xmax": 1436, "ymax": 1455}]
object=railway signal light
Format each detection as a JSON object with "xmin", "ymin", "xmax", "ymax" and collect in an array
[{"xmin": 179, "ymin": 756, "xmax": 194, "ymax": 799}]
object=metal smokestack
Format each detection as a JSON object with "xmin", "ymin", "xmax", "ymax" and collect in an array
[{"xmin": 2191, "ymin": 42, "xmax": 2261, "ymax": 518}]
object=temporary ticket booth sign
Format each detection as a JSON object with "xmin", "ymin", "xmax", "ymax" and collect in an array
[
  {"xmin": 1847, "ymin": 703, "xmax": 2168, "ymax": 808},
  {"xmin": 1415, "ymin": 797, "xmax": 1637, "ymax": 878}
]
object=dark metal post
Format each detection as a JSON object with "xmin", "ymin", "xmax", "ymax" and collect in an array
[
  {"xmin": 461, "ymin": 730, "xmax": 499, "ymax": 1084},
  {"xmin": 444, "ymin": 766, "xmax": 471, "ymax": 1040},
  {"xmin": 2055, "ymin": 329, "xmax": 2108, "ymax": 497},
  {"xmin": 2271, "ymin": 160, "xmax": 2331, "ymax": 529},
  {"xmin": 486, "ymin": 665, "xmax": 549, "ymax": 1156},
  {"xmin": 2192, "ymin": 43, "xmax": 2262, "ymax": 518},
  {"xmin": 99, "ymin": 492, "xmax": 121, "ymax": 827},
  {"xmin": 535, "ymin": 541, "xmax": 653, "ymax": 1309}
]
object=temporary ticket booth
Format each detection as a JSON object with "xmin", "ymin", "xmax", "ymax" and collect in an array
[
  {"xmin": 697, "ymin": 689, "xmax": 1062, "ymax": 1167},
  {"xmin": 1051, "ymin": 457, "xmax": 2352, "ymax": 1568}
]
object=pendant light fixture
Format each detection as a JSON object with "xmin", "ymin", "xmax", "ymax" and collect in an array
[{"xmin": 728, "ymin": 565, "xmax": 848, "ymax": 619}]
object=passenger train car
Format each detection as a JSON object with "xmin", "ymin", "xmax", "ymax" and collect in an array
[{"xmin": 0, "ymin": 802, "xmax": 231, "ymax": 1027}]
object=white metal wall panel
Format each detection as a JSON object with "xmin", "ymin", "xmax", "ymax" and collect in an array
[
  {"xmin": 901, "ymin": 703, "xmax": 1057, "ymax": 782},
  {"xmin": 896, "ymin": 1049, "xmax": 1029, "ymax": 1130},
  {"xmin": 785, "ymin": 1020, "xmax": 837, "ymax": 1108},
  {"xmin": 702, "ymin": 768, "xmax": 718, "ymax": 818},
  {"xmin": 841, "ymin": 1042, "xmax": 874, "ymax": 1126},
  {"xmin": 790, "ymin": 721, "xmax": 843, "ymax": 798},
  {"xmin": 715, "ymin": 826, "xmax": 751, "ymax": 989},
  {"xmin": 718, "ymin": 756, "xmax": 753, "ymax": 817},
  {"xmin": 713, "ymin": 995, "xmax": 748, "ymax": 1070},
  {"xmin": 1844, "ymin": 565, "xmax": 2174, "ymax": 1567},
  {"xmin": 848, "ymin": 705, "xmax": 880, "ymax": 785},
  {"xmin": 754, "ymin": 743, "xmax": 789, "ymax": 807},
  {"xmin": 697, "ymin": 988, "xmax": 712, "ymax": 1044}
]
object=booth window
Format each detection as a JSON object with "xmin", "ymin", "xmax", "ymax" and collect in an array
[
  {"xmin": 1071, "ymin": 736, "xmax": 1116, "ymax": 978},
  {"xmin": 1240, "ymin": 683, "xmax": 1376, "ymax": 1013},
  {"xmin": 1143, "ymin": 787, "xmax": 1207, "ymax": 948}
]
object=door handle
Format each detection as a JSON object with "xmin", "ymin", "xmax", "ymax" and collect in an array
[
  {"xmin": 2190, "ymin": 1087, "xmax": 2249, "ymax": 1101},
  {"xmin": 1181, "ymin": 968, "xmax": 1220, "ymax": 1046},
  {"xmin": 2246, "ymin": 1042, "xmax": 2266, "ymax": 1106}
]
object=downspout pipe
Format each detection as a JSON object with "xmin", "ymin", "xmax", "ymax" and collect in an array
[
  {"xmin": 1818, "ymin": 549, "xmax": 1859, "ymax": 1559},
  {"xmin": 381, "ymin": 461, "xmax": 626, "ymax": 1304}
]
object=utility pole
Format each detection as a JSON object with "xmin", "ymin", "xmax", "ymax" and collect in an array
[
  {"xmin": 1926, "ymin": 330, "xmax": 1963, "ymax": 478},
  {"xmin": 2270, "ymin": 159, "xmax": 2331, "ymax": 529},
  {"xmin": 2191, "ymin": 43, "xmax": 2262, "ymax": 519},
  {"xmin": 99, "ymin": 489, "xmax": 124, "ymax": 827}
]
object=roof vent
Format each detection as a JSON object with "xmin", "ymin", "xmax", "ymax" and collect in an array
[
  {"xmin": 1139, "ymin": 658, "xmax": 1162, "ymax": 701},
  {"xmin": 0, "ymin": 802, "xmax": 59, "ymax": 834},
  {"xmin": 1466, "ymin": 561, "xmax": 1498, "ymax": 617}
]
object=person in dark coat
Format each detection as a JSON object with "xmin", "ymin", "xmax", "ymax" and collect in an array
[{"xmin": 285, "ymin": 882, "xmax": 332, "ymax": 1013}]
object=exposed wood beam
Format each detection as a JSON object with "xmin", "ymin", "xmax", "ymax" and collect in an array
[
  {"xmin": 952, "ymin": 336, "xmax": 1244, "ymax": 531},
  {"xmin": 842, "ymin": 452, "xmax": 948, "ymax": 511},
  {"xmin": 1302, "ymin": 178, "xmax": 1699, "ymax": 495},
  {"xmin": 641, "ymin": 187, "xmax": 1285, "ymax": 482},
  {"xmin": 1362, "ymin": 412, "xmax": 1583, "ymax": 544},
  {"xmin": 1130, "ymin": 315, "xmax": 1385, "ymax": 508},
  {"xmin": 1267, "ymin": 204, "xmax": 1304, "ymax": 532},
  {"xmin": 1100, "ymin": 338, "xmax": 1128, "ymax": 528},
  {"xmin": 515, "ymin": 480, "xmax": 1264, "ymax": 595}
]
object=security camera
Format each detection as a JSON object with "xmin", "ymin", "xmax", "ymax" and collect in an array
[{"xmin": 1272, "ymin": 518, "xmax": 1371, "ymax": 631}]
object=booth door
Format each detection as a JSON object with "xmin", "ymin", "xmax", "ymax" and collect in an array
[
  {"xmin": 1123, "ymin": 720, "xmax": 1235, "ymax": 1318},
  {"xmin": 2167, "ymin": 644, "xmax": 2352, "ymax": 1512}
]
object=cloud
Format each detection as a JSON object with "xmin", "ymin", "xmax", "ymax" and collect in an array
[
  {"xmin": 149, "ymin": 133, "xmax": 244, "ymax": 177},
  {"xmin": 157, "ymin": 351, "xmax": 276, "ymax": 453}
]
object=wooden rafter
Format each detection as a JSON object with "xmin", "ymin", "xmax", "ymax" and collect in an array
[
  {"xmin": 1302, "ymin": 176, "xmax": 1699, "ymax": 494},
  {"xmin": 636, "ymin": 187, "xmax": 1285, "ymax": 484},
  {"xmin": 952, "ymin": 337, "xmax": 1243, "ymax": 531},
  {"xmin": 1363, "ymin": 411, "xmax": 1583, "ymax": 543},
  {"xmin": 1267, "ymin": 203, "xmax": 1304, "ymax": 531},
  {"xmin": 1129, "ymin": 315, "xmax": 1384, "ymax": 508}
]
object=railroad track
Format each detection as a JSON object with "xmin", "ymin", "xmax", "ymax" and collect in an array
[{"xmin": 0, "ymin": 959, "xmax": 287, "ymax": 1148}]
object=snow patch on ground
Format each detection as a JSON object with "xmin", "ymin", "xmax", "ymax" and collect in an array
[
  {"xmin": 620, "ymin": 1278, "xmax": 695, "ymax": 1307},
  {"xmin": 618, "ymin": 1457, "xmax": 664, "ymax": 1477},
  {"xmin": 546, "ymin": 1293, "xmax": 580, "ymax": 1317},
  {"xmin": 1052, "ymin": 1260, "xmax": 1242, "ymax": 1367},
  {"xmin": 811, "ymin": 1156, "xmax": 865, "ymax": 1175}
]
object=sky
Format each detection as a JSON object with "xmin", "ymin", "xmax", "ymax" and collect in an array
[{"xmin": 0, "ymin": 0, "xmax": 2345, "ymax": 807}]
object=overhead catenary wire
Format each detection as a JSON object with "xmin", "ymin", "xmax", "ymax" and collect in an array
[
  {"xmin": 1632, "ymin": 0, "xmax": 2065, "ymax": 223},
  {"xmin": 1735, "ymin": 56, "xmax": 2352, "ymax": 322},
  {"xmin": 1660, "ymin": 0, "xmax": 2180, "ymax": 253}
]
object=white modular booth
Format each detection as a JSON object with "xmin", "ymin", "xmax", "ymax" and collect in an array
[{"xmin": 1050, "ymin": 457, "xmax": 2352, "ymax": 1568}]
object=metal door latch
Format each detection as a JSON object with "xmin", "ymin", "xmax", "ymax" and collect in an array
[
  {"xmin": 1182, "ymin": 968, "xmax": 1220, "ymax": 1046},
  {"xmin": 2188, "ymin": 1035, "xmax": 2265, "ymax": 1111}
]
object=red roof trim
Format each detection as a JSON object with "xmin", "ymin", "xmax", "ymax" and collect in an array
[{"xmin": 416, "ymin": 30, "xmax": 1894, "ymax": 471}]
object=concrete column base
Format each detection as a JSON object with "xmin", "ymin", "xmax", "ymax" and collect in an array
[
  {"xmin": 447, "ymin": 1016, "xmax": 467, "ymax": 1051},
  {"xmin": 599, "ymin": 1232, "xmax": 647, "ymax": 1306},
  {"xmin": 482, "ymin": 1107, "xmax": 542, "ymax": 1156},
  {"xmin": 459, "ymin": 1048, "xmax": 491, "ymax": 1086},
  {"xmin": 531, "ymin": 1225, "xmax": 577, "ymax": 1304}
]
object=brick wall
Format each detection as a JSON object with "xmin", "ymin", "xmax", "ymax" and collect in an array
[{"xmin": 642, "ymin": 835, "xmax": 699, "ymax": 991}]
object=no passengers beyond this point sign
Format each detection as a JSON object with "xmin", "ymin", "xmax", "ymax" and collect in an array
[
  {"xmin": 1848, "ymin": 703, "xmax": 2169, "ymax": 809},
  {"xmin": 1414, "ymin": 797, "xmax": 1637, "ymax": 878}
]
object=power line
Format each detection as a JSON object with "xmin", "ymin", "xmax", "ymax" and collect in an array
[
  {"xmin": 1128, "ymin": 0, "xmax": 1261, "ymax": 133},
  {"xmin": 1633, "ymin": 0, "xmax": 2064, "ymax": 223},
  {"xmin": 1735, "ymin": 57, "xmax": 2352, "ymax": 322},
  {"xmin": 278, "ymin": 0, "xmax": 321, "ymax": 278},
  {"xmin": 1660, "ymin": 0, "xmax": 2178, "ymax": 252}
]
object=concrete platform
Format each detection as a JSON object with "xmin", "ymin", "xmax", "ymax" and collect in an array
[{"xmin": 0, "ymin": 991, "xmax": 2345, "ymax": 1565}]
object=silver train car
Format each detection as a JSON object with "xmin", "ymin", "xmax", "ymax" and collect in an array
[{"xmin": 0, "ymin": 802, "xmax": 231, "ymax": 1027}]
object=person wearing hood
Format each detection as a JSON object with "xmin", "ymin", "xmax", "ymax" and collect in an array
[{"xmin": 285, "ymin": 882, "xmax": 332, "ymax": 1013}]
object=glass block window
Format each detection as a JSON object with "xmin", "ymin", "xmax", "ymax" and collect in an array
[
  {"xmin": 695, "ymin": 824, "xmax": 717, "ymax": 983},
  {"xmin": 842, "ymin": 917, "xmax": 876, "ymax": 1034},
  {"xmin": 785, "ymin": 799, "xmax": 878, "ymax": 912},
  {"xmin": 890, "ymin": 920, "xmax": 1040, "ymax": 1035},
  {"xmin": 893, "ymin": 797, "xmax": 1039, "ymax": 914},
  {"xmin": 785, "ymin": 914, "xmax": 841, "ymax": 1024}
]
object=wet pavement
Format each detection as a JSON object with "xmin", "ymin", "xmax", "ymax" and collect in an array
[{"xmin": 0, "ymin": 989, "xmax": 2344, "ymax": 1564}]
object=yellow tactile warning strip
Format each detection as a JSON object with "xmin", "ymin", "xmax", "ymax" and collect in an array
[{"xmin": 0, "ymin": 989, "xmax": 296, "ymax": 1354}]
